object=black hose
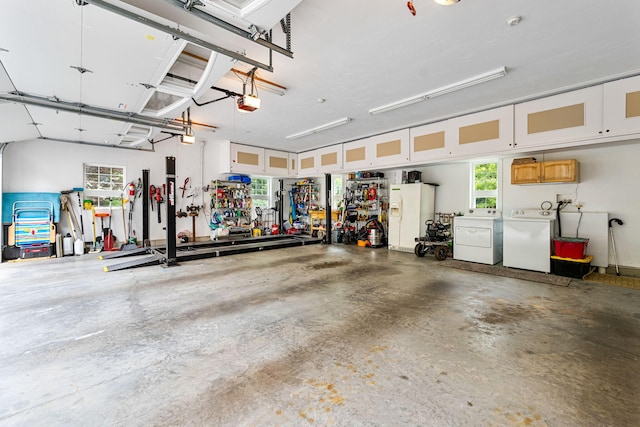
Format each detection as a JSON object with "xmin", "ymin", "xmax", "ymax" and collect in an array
[{"xmin": 556, "ymin": 201, "xmax": 564, "ymax": 236}]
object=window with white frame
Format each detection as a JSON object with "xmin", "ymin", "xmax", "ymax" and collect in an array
[
  {"xmin": 471, "ymin": 161, "xmax": 499, "ymax": 208},
  {"xmin": 251, "ymin": 177, "xmax": 271, "ymax": 209},
  {"xmin": 84, "ymin": 163, "xmax": 125, "ymax": 208}
]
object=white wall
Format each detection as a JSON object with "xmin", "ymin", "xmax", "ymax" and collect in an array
[
  {"xmin": 2, "ymin": 138, "xmax": 210, "ymax": 244},
  {"xmin": 379, "ymin": 139, "xmax": 640, "ymax": 269}
]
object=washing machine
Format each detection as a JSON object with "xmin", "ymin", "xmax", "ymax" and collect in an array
[
  {"xmin": 503, "ymin": 209, "xmax": 557, "ymax": 273},
  {"xmin": 453, "ymin": 208, "xmax": 503, "ymax": 265}
]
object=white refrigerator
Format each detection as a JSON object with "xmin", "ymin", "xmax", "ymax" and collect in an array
[{"xmin": 388, "ymin": 183, "xmax": 436, "ymax": 252}]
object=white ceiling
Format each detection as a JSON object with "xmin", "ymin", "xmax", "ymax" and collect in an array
[{"xmin": 1, "ymin": 0, "xmax": 639, "ymax": 154}]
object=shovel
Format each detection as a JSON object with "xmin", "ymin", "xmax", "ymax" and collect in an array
[{"xmin": 608, "ymin": 218, "xmax": 623, "ymax": 275}]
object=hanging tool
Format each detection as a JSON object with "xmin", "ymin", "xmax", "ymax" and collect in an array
[
  {"xmin": 155, "ymin": 187, "xmax": 164, "ymax": 223},
  {"xmin": 181, "ymin": 177, "xmax": 190, "ymax": 198},
  {"xmin": 407, "ymin": 1, "xmax": 417, "ymax": 16},
  {"xmin": 74, "ymin": 187, "xmax": 85, "ymax": 241},
  {"xmin": 149, "ymin": 185, "xmax": 156, "ymax": 211},
  {"xmin": 608, "ymin": 218, "xmax": 623, "ymax": 276}
]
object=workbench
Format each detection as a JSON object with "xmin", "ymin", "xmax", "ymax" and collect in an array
[{"xmin": 309, "ymin": 210, "xmax": 339, "ymax": 234}]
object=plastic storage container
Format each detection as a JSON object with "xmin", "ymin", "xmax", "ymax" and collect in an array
[
  {"xmin": 553, "ymin": 237, "xmax": 589, "ymax": 259},
  {"xmin": 551, "ymin": 255, "xmax": 593, "ymax": 278}
]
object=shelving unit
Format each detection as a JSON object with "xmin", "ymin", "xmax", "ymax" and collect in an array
[
  {"xmin": 209, "ymin": 180, "xmax": 252, "ymax": 235},
  {"xmin": 289, "ymin": 179, "xmax": 320, "ymax": 234},
  {"xmin": 343, "ymin": 177, "xmax": 388, "ymax": 233}
]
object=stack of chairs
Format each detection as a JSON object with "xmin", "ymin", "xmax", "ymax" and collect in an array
[{"xmin": 9, "ymin": 201, "xmax": 55, "ymax": 259}]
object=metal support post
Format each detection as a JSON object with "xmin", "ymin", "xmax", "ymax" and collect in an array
[
  {"xmin": 325, "ymin": 173, "xmax": 332, "ymax": 245},
  {"xmin": 277, "ymin": 179, "xmax": 284, "ymax": 232},
  {"xmin": 165, "ymin": 157, "xmax": 177, "ymax": 266},
  {"xmin": 142, "ymin": 169, "xmax": 150, "ymax": 247}
]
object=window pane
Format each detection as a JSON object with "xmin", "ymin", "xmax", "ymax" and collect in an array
[
  {"xmin": 84, "ymin": 164, "xmax": 126, "ymax": 204},
  {"xmin": 475, "ymin": 197, "xmax": 497, "ymax": 208},
  {"xmin": 471, "ymin": 162, "xmax": 498, "ymax": 209}
]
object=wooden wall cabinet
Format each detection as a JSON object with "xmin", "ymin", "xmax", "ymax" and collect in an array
[
  {"xmin": 511, "ymin": 162, "xmax": 541, "ymax": 184},
  {"xmin": 511, "ymin": 159, "xmax": 579, "ymax": 184},
  {"xmin": 541, "ymin": 159, "xmax": 579, "ymax": 182}
]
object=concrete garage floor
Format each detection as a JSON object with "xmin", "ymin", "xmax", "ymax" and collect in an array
[{"xmin": 0, "ymin": 245, "xmax": 639, "ymax": 426}]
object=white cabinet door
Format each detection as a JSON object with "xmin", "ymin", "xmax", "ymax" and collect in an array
[
  {"xmin": 230, "ymin": 143, "xmax": 265, "ymax": 174},
  {"xmin": 449, "ymin": 105, "xmax": 514, "ymax": 157},
  {"xmin": 315, "ymin": 144, "xmax": 343, "ymax": 173},
  {"xmin": 603, "ymin": 74, "xmax": 640, "ymax": 136},
  {"xmin": 514, "ymin": 86, "xmax": 603, "ymax": 148},
  {"xmin": 343, "ymin": 139, "xmax": 372, "ymax": 171},
  {"xmin": 298, "ymin": 150, "xmax": 319, "ymax": 177},
  {"xmin": 264, "ymin": 149, "xmax": 290, "ymax": 177},
  {"xmin": 368, "ymin": 129, "xmax": 410, "ymax": 168},
  {"xmin": 288, "ymin": 153, "xmax": 298, "ymax": 177},
  {"xmin": 409, "ymin": 121, "xmax": 452, "ymax": 162}
]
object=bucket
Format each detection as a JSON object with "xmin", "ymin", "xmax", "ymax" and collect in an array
[
  {"xmin": 553, "ymin": 237, "xmax": 589, "ymax": 259},
  {"xmin": 368, "ymin": 229, "xmax": 381, "ymax": 247}
]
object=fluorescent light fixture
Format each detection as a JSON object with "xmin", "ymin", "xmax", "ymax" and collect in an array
[
  {"xmin": 368, "ymin": 66, "xmax": 507, "ymax": 115},
  {"xmin": 286, "ymin": 117, "xmax": 352, "ymax": 140},
  {"xmin": 434, "ymin": 0, "xmax": 460, "ymax": 5}
]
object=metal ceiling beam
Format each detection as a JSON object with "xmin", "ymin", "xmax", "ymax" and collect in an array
[
  {"xmin": 81, "ymin": 0, "xmax": 274, "ymax": 72},
  {"xmin": 0, "ymin": 91, "xmax": 186, "ymax": 132},
  {"xmin": 38, "ymin": 137, "xmax": 155, "ymax": 152},
  {"xmin": 164, "ymin": 0, "xmax": 293, "ymax": 59}
]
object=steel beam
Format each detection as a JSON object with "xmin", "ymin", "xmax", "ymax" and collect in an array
[{"xmin": 1, "ymin": 92, "xmax": 185, "ymax": 132}]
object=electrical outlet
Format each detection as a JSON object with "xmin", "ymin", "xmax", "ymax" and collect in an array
[{"xmin": 556, "ymin": 193, "xmax": 575, "ymax": 205}]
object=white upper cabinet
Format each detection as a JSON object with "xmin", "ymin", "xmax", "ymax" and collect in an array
[
  {"xmin": 298, "ymin": 150, "xmax": 319, "ymax": 177},
  {"xmin": 603, "ymin": 74, "xmax": 640, "ymax": 136},
  {"xmin": 409, "ymin": 121, "xmax": 452, "ymax": 162},
  {"xmin": 514, "ymin": 86, "xmax": 603, "ymax": 148},
  {"xmin": 343, "ymin": 139, "xmax": 372, "ymax": 171},
  {"xmin": 288, "ymin": 153, "xmax": 298, "ymax": 177},
  {"xmin": 368, "ymin": 129, "xmax": 410, "ymax": 168},
  {"xmin": 229, "ymin": 143, "xmax": 265, "ymax": 174},
  {"xmin": 264, "ymin": 149, "xmax": 290, "ymax": 177},
  {"xmin": 315, "ymin": 145, "xmax": 343, "ymax": 173},
  {"xmin": 449, "ymin": 105, "xmax": 514, "ymax": 157}
]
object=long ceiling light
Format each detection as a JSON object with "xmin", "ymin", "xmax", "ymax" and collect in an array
[
  {"xmin": 369, "ymin": 67, "xmax": 507, "ymax": 116},
  {"xmin": 286, "ymin": 117, "xmax": 352, "ymax": 140}
]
